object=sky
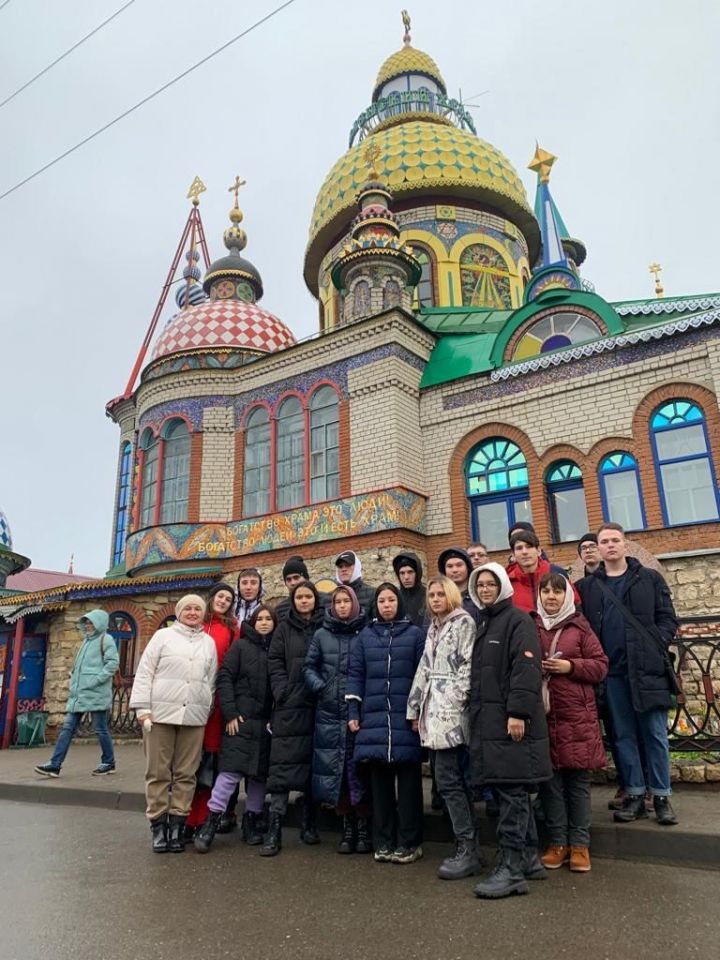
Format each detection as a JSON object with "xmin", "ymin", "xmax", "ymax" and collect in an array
[{"xmin": 1, "ymin": 0, "xmax": 718, "ymax": 577}]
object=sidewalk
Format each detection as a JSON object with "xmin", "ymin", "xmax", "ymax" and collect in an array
[{"xmin": 1, "ymin": 742, "xmax": 718, "ymax": 867}]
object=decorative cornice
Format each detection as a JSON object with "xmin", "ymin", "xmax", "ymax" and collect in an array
[
  {"xmin": 613, "ymin": 295, "xmax": 720, "ymax": 317},
  {"xmin": 491, "ymin": 309, "xmax": 720, "ymax": 381}
]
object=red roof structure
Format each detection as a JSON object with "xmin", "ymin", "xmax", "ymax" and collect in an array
[{"xmin": 6, "ymin": 568, "xmax": 95, "ymax": 593}]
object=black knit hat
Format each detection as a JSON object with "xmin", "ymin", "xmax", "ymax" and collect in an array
[
  {"xmin": 507, "ymin": 520, "xmax": 536, "ymax": 546},
  {"xmin": 577, "ymin": 532, "xmax": 598, "ymax": 555},
  {"xmin": 207, "ymin": 581, "xmax": 236, "ymax": 604},
  {"xmin": 283, "ymin": 555, "xmax": 309, "ymax": 580}
]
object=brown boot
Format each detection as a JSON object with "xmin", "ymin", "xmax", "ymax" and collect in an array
[
  {"xmin": 569, "ymin": 846, "xmax": 591, "ymax": 872},
  {"xmin": 540, "ymin": 844, "xmax": 569, "ymax": 869}
]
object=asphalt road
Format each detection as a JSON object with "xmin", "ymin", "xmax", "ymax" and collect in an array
[{"xmin": 0, "ymin": 801, "xmax": 717, "ymax": 960}]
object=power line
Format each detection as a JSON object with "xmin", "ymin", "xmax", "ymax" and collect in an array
[
  {"xmin": 0, "ymin": 0, "xmax": 13, "ymax": 11},
  {"xmin": 0, "ymin": 0, "xmax": 299, "ymax": 203},
  {"xmin": 0, "ymin": 1, "xmax": 136, "ymax": 110}
]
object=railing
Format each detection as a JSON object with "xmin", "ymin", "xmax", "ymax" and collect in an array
[
  {"xmin": 79, "ymin": 678, "xmax": 140, "ymax": 738},
  {"xmin": 667, "ymin": 616, "xmax": 720, "ymax": 752},
  {"xmin": 349, "ymin": 91, "xmax": 477, "ymax": 147}
]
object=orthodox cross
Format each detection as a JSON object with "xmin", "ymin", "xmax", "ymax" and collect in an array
[
  {"xmin": 649, "ymin": 262, "xmax": 664, "ymax": 298},
  {"xmin": 228, "ymin": 175, "xmax": 246, "ymax": 208}
]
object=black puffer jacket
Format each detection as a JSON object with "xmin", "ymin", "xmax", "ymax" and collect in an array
[
  {"xmin": 266, "ymin": 605, "xmax": 324, "ymax": 793},
  {"xmin": 303, "ymin": 611, "xmax": 366, "ymax": 806},
  {"xmin": 577, "ymin": 558, "xmax": 678, "ymax": 712},
  {"xmin": 216, "ymin": 624, "xmax": 273, "ymax": 777},
  {"xmin": 469, "ymin": 599, "xmax": 552, "ymax": 787}
]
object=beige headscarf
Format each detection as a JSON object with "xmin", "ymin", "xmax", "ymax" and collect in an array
[{"xmin": 536, "ymin": 576, "xmax": 576, "ymax": 630}]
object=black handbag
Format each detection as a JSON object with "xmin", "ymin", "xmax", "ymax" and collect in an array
[{"xmin": 595, "ymin": 577, "xmax": 680, "ymax": 697}]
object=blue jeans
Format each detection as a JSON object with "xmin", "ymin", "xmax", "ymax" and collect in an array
[
  {"xmin": 605, "ymin": 675, "xmax": 671, "ymax": 796},
  {"xmin": 50, "ymin": 711, "xmax": 114, "ymax": 769}
]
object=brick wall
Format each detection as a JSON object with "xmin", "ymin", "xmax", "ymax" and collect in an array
[{"xmin": 199, "ymin": 406, "xmax": 235, "ymax": 520}]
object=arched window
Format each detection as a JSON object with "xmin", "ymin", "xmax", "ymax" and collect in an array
[
  {"xmin": 651, "ymin": 400, "xmax": 720, "ymax": 525},
  {"xmin": 512, "ymin": 312, "xmax": 602, "ymax": 361},
  {"xmin": 108, "ymin": 612, "xmax": 136, "ymax": 678},
  {"xmin": 599, "ymin": 452, "xmax": 646, "ymax": 531},
  {"xmin": 139, "ymin": 429, "xmax": 159, "ymax": 529},
  {"xmin": 412, "ymin": 246, "xmax": 435, "ymax": 309},
  {"xmin": 243, "ymin": 406, "xmax": 271, "ymax": 517},
  {"xmin": 383, "ymin": 279, "xmax": 402, "ymax": 309},
  {"xmin": 112, "ymin": 443, "xmax": 131, "ymax": 566},
  {"xmin": 460, "ymin": 243, "xmax": 512, "ymax": 308},
  {"xmin": 466, "ymin": 437, "xmax": 532, "ymax": 550},
  {"xmin": 159, "ymin": 420, "xmax": 191, "ymax": 524},
  {"xmin": 276, "ymin": 397, "xmax": 305, "ymax": 510},
  {"xmin": 353, "ymin": 280, "xmax": 371, "ymax": 319},
  {"xmin": 546, "ymin": 460, "xmax": 589, "ymax": 543},
  {"xmin": 310, "ymin": 386, "xmax": 340, "ymax": 503}
]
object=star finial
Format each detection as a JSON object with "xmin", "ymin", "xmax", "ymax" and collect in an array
[
  {"xmin": 186, "ymin": 175, "xmax": 207, "ymax": 206},
  {"xmin": 228, "ymin": 175, "xmax": 246, "ymax": 209},
  {"xmin": 649, "ymin": 262, "xmax": 664, "ymax": 298},
  {"xmin": 528, "ymin": 144, "xmax": 557, "ymax": 184},
  {"xmin": 401, "ymin": 9, "xmax": 411, "ymax": 46}
]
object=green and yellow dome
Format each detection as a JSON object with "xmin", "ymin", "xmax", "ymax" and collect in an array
[
  {"xmin": 305, "ymin": 120, "xmax": 538, "ymax": 295},
  {"xmin": 372, "ymin": 45, "xmax": 446, "ymax": 100}
]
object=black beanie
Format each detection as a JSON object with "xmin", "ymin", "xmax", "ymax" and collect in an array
[
  {"xmin": 283, "ymin": 555, "xmax": 309, "ymax": 580},
  {"xmin": 507, "ymin": 520, "xmax": 536, "ymax": 546},
  {"xmin": 207, "ymin": 581, "xmax": 236, "ymax": 604},
  {"xmin": 577, "ymin": 532, "xmax": 598, "ymax": 555}
]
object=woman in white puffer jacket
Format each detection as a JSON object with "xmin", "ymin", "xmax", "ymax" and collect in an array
[{"xmin": 130, "ymin": 594, "xmax": 217, "ymax": 853}]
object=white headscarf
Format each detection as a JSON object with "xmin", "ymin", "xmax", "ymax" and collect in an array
[
  {"xmin": 468, "ymin": 562, "xmax": 514, "ymax": 608},
  {"xmin": 536, "ymin": 575, "xmax": 576, "ymax": 630}
]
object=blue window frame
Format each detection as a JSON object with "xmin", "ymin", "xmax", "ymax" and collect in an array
[
  {"xmin": 651, "ymin": 400, "xmax": 720, "ymax": 526},
  {"xmin": 112, "ymin": 443, "xmax": 132, "ymax": 566},
  {"xmin": 108, "ymin": 611, "xmax": 136, "ymax": 678},
  {"xmin": 599, "ymin": 452, "xmax": 646, "ymax": 531},
  {"xmin": 546, "ymin": 460, "xmax": 589, "ymax": 543},
  {"xmin": 466, "ymin": 438, "xmax": 532, "ymax": 551}
]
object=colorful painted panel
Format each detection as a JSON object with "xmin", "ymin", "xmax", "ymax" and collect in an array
[
  {"xmin": 460, "ymin": 244, "xmax": 512, "ymax": 308},
  {"xmin": 512, "ymin": 312, "xmax": 601, "ymax": 361},
  {"xmin": 125, "ymin": 488, "xmax": 426, "ymax": 571}
]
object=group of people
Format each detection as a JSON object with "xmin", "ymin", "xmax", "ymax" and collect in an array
[{"xmin": 35, "ymin": 524, "xmax": 680, "ymax": 900}]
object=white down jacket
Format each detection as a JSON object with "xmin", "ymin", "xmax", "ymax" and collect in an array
[{"xmin": 130, "ymin": 621, "xmax": 217, "ymax": 726}]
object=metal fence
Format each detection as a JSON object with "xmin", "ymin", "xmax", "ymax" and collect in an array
[{"xmin": 668, "ymin": 616, "xmax": 720, "ymax": 752}]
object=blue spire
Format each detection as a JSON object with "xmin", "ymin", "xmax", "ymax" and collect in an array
[{"xmin": 528, "ymin": 145, "xmax": 569, "ymax": 269}]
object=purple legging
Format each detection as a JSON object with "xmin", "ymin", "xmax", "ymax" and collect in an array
[{"xmin": 209, "ymin": 772, "xmax": 267, "ymax": 815}]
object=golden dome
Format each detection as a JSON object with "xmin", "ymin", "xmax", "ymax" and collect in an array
[
  {"xmin": 373, "ymin": 45, "xmax": 446, "ymax": 100},
  {"xmin": 304, "ymin": 120, "xmax": 538, "ymax": 295}
]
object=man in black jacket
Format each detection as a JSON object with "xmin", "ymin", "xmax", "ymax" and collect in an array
[{"xmin": 577, "ymin": 523, "xmax": 679, "ymax": 826}]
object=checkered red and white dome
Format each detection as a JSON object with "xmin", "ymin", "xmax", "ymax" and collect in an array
[{"xmin": 151, "ymin": 300, "xmax": 296, "ymax": 361}]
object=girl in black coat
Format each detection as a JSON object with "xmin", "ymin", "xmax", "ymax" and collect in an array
[
  {"xmin": 304, "ymin": 586, "xmax": 370, "ymax": 854},
  {"xmin": 193, "ymin": 604, "xmax": 276, "ymax": 854},
  {"xmin": 262, "ymin": 580, "xmax": 324, "ymax": 856},
  {"xmin": 467, "ymin": 562, "xmax": 552, "ymax": 900}
]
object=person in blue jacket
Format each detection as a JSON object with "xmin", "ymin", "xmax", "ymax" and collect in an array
[
  {"xmin": 346, "ymin": 582, "xmax": 425, "ymax": 864},
  {"xmin": 35, "ymin": 609, "xmax": 119, "ymax": 778}
]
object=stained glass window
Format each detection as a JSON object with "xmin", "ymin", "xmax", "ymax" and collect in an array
[{"xmin": 512, "ymin": 312, "xmax": 601, "ymax": 361}]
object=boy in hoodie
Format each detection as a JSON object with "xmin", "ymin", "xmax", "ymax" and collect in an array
[
  {"xmin": 35, "ymin": 610, "xmax": 119, "ymax": 777},
  {"xmin": 437, "ymin": 547, "xmax": 483, "ymax": 626},
  {"xmin": 392, "ymin": 551, "xmax": 426, "ymax": 627},
  {"xmin": 235, "ymin": 567, "xmax": 264, "ymax": 626},
  {"xmin": 334, "ymin": 551, "xmax": 376, "ymax": 615},
  {"xmin": 274, "ymin": 556, "xmax": 311, "ymax": 622}
]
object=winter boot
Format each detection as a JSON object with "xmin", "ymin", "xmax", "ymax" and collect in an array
[
  {"xmin": 167, "ymin": 815, "xmax": 187, "ymax": 853},
  {"xmin": 193, "ymin": 812, "xmax": 222, "ymax": 854},
  {"xmin": 259, "ymin": 812, "xmax": 282, "ymax": 857},
  {"xmin": 522, "ymin": 845, "xmax": 548, "ymax": 880},
  {"xmin": 613, "ymin": 795, "xmax": 649, "ymax": 823},
  {"xmin": 474, "ymin": 848, "xmax": 529, "ymax": 899},
  {"xmin": 300, "ymin": 803, "xmax": 320, "ymax": 845},
  {"xmin": 242, "ymin": 811, "xmax": 265, "ymax": 845},
  {"xmin": 437, "ymin": 840, "xmax": 482, "ymax": 880},
  {"xmin": 216, "ymin": 811, "xmax": 238, "ymax": 834},
  {"xmin": 150, "ymin": 814, "xmax": 169, "ymax": 854},
  {"xmin": 355, "ymin": 818, "xmax": 372, "ymax": 854},
  {"xmin": 653, "ymin": 796, "xmax": 678, "ymax": 826},
  {"xmin": 337, "ymin": 815, "xmax": 356, "ymax": 854}
]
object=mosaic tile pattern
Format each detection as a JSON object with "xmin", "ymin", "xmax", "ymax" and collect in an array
[{"xmin": 0, "ymin": 508, "xmax": 12, "ymax": 550}]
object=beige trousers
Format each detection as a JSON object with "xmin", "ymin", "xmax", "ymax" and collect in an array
[{"xmin": 143, "ymin": 722, "xmax": 205, "ymax": 820}]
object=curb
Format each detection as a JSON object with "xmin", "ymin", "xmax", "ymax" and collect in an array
[{"xmin": 1, "ymin": 781, "xmax": 717, "ymax": 868}]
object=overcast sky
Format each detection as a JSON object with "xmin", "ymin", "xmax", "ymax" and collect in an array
[{"xmin": 1, "ymin": 0, "xmax": 718, "ymax": 577}]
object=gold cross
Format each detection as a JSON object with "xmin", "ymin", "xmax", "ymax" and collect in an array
[
  {"xmin": 228, "ymin": 175, "xmax": 246, "ymax": 207},
  {"xmin": 648, "ymin": 262, "xmax": 662, "ymax": 280},
  {"xmin": 186, "ymin": 175, "xmax": 207, "ymax": 206},
  {"xmin": 649, "ymin": 262, "xmax": 664, "ymax": 298}
]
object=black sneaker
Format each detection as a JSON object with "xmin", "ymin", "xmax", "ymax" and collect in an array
[
  {"xmin": 653, "ymin": 796, "xmax": 678, "ymax": 826},
  {"xmin": 91, "ymin": 763, "xmax": 116, "ymax": 776},
  {"xmin": 373, "ymin": 847, "xmax": 393, "ymax": 863},
  {"xmin": 34, "ymin": 763, "xmax": 60, "ymax": 778},
  {"xmin": 392, "ymin": 846, "xmax": 423, "ymax": 864}
]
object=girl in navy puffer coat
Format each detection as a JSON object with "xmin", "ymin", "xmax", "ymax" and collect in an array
[{"xmin": 346, "ymin": 582, "xmax": 425, "ymax": 864}]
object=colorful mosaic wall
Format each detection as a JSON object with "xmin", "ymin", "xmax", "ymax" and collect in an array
[{"xmin": 125, "ymin": 487, "xmax": 427, "ymax": 571}]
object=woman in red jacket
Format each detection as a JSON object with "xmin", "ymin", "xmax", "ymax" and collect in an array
[
  {"xmin": 185, "ymin": 582, "xmax": 239, "ymax": 836},
  {"xmin": 531, "ymin": 573, "xmax": 608, "ymax": 874}
]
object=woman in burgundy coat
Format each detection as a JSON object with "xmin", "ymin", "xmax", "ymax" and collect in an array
[{"xmin": 531, "ymin": 573, "xmax": 608, "ymax": 874}]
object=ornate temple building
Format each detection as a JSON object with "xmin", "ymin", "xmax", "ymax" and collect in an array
[{"xmin": 2, "ymin": 16, "xmax": 719, "ymax": 739}]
